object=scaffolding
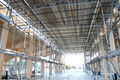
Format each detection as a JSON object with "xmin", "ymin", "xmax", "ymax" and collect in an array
[
  {"xmin": 84, "ymin": 0, "xmax": 120, "ymax": 80},
  {"xmin": 0, "ymin": 0, "xmax": 64, "ymax": 79},
  {"xmin": 0, "ymin": 0, "xmax": 120, "ymax": 80}
]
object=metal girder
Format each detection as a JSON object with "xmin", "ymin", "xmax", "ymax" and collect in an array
[
  {"xmin": 58, "ymin": 47, "xmax": 85, "ymax": 49},
  {"xmin": 0, "ymin": 49, "xmax": 60, "ymax": 64},
  {"xmin": 42, "ymin": 27, "xmax": 101, "ymax": 32},
  {"xmin": 21, "ymin": 0, "xmax": 65, "ymax": 51},
  {"xmin": 26, "ymin": 18, "xmax": 103, "ymax": 23},
  {"xmin": 62, "ymin": 50, "xmax": 84, "ymax": 53},
  {"xmin": 87, "ymin": 51, "xmax": 120, "ymax": 64},
  {"xmin": 45, "ymin": 31, "xmax": 97, "ymax": 35},
  {"xmin": 42, "ymin": 24, "xmax": 102, "ymax": 30},
  {"xmin": 108, "ymin": 51, "xmax": 120, "ymax": 55},
  {"xmin": 55, "ymin": 41, "xmax": 87, "ymax": 43},
  {"xmin": 56, "ymin": 44, "xmax": 91, "ymax": 47},
  {"xmin": 45, "ymin": 30, "xmax": 96, "ymax": 34},
  {"xmin": 46, "ymin": 34, "xmax": 94, "ymax": 38},
  {"xmin": 48, "ymin": 23, "xmax": 103, "ymax": 27},
  {"xmin": 2, "ymin": 0, "xmax": 114, "ymax": 53},
  {"xmin": 42, "ymin": 19, "xmax": 102, "ymax": 24},
  {"xmin": 51, "ymin": 42, "xmax": 86, "ymax": 45},
  {"xmin": 18, "ymin": 6, "xmax": 113, "ymax": 16},
  {"xmin": 0, "ymin": 1, "xmax": 65, "ymax": 53},
  {"xmin": 64, "ymin": 46, "xmax": 89, "ymax": 47},
  {"xmin": 16, "ymin": 22, "xmax": 103, "ymax": 27},
  {"xmin": 57, "ymin": 43, "xmax": 91, "ymax": 45},
  {"xmin": 16, "ymin": 18, "xmax": 104, "ymax": 25},
  {"xmin": 59, "ymin": 41, "xmax": 89, "ymax": 43},
  {"xmin": 85, "ymin": 0, "xmax": 100, "ymax": 44},
  {"xmin": 48, "ymin": 37, "xmax": 88, "ymax": 39},
  {"xmin": 13, "ymin": 0, "xmax": 113, "ymax": 12},
  {"xmin": 43, "ymin": 27, "xmax": 98, "ymax": 31},
  {"xmin": 26, "ymin": 13, "xmax": 116, "ymax": 20},
  {"xmin": 51, "ymin": 27, "xmax": 97, "ymax": 31}
]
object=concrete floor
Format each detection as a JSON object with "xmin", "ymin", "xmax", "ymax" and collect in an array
[
  {"xmin": 3, "ymin": 69, "xmax": 104, "ymax": 80},
  {"xmin": 32, "ymin": 69, "xmax": 104, "ymax": 80}
]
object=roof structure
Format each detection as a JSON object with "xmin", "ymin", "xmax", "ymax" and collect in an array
[{"xmin": 3, "ymin": 0, "xmax": 115, "ymax": 53}]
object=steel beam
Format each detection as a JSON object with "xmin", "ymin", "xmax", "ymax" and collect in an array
[
  {"xmin": 18, "ymin": 6, "xmax": 113, "ymax": 16},
  {"xmin": 30, "ymin": 18, "xmax": 103, "ymax": 24},
  {"xmin": 22, "ymin": 0, "xmax": 64, "ymax": 51},
  {"xmin": 85, "ymin": 1, "xmax": 100, "ymax": 43},
  {"xmin": 13, "ymin": 0, "xmax": 113, "ymax": 12}
]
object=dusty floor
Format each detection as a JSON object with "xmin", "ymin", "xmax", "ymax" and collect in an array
[
  {"xmin": 2, "ymin": 69, "xmax": 105, "ymax": 80},
  {"xmin": 33, "ymin": 69, "xmax": 104, "ymax": 80}
]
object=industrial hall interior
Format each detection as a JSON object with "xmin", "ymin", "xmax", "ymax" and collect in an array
[{"xmin": 1, "ymin": 0, "xmax": 120, "ymax": 80}]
